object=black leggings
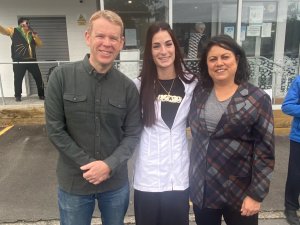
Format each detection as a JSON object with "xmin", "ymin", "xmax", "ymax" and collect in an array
[
  {"xmin": 134, "ymin": 189, "xmax": 189, "ymax": 225},
  {"xmin": 193, "ymin": 204, "xmax": 258, "ymax": 225}
]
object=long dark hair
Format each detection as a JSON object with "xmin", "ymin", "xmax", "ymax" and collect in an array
[
  {"xmin": 139, "ymin": 21, "xmax": 196, "ymax": 127},
  {"xmin": 199, "ymin": 34, "xmax": 250, "ymax": 90}
]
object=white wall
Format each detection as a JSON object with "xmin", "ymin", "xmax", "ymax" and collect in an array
[{"xmin": 0, "ymin": 0, "xmax": 97, "ymax": 97}]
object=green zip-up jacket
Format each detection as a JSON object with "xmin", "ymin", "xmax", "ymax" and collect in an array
[{"xmin": 45, "ymin": 55, "xmax": 142, "ymax": 194}]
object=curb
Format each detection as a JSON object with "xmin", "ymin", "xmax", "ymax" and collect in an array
[
  {"xmin": 0, "ymin": 104, "xmax": 45, "ymax": 126},
  {"xmin": 0, "ymin": 105, "xmax": 291, "ymax": 136},
  {"xmin": 0, "ymin": 211, "xmax": 288, "ymax": 225}
]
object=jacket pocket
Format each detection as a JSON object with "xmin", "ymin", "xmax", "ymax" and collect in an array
[
  {"xmin": 105, "ymin": 98, "xmax": 127, "ymax": 122},
  {"xmin": 108, "ymin": 99, "xmax": 126, "ymax": 109},
  {"xmin": 63, "ymin": 94, "xmax": 87, "ymax": 103},
  {"xmin": 63, "ymin": 94, "xmax": 88, "ymax": 120},
  {"xmin": 108, "ymin": 99, "xmax": 127, "ymax": 115}
]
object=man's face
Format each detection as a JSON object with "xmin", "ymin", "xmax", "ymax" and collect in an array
[
  {"xmin": 195, "ymin": 26, "xmax": 205, "ymax": 34},
  {"xmin": 20, "ymin": 20, "xmax": 30, "ymax": 31},
  {"xmin": 85, "ymin": 17, "xmax": 124, "ymax": 73}
]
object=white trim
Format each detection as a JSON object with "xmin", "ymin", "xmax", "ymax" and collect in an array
[
  {"xmin": 236, "ymin": 0, "xmax": 242, "ymax": 45},
  {"xmin": 169, "ymin": 0, "xmax": 173, "ymax": 28},
  {"xmin": 272, "ymin": 105, "xmax": 282, "ymax": 110},
  {"xmin": 100, "ymin": 0, "xmax": 104, "ymax": 10}
]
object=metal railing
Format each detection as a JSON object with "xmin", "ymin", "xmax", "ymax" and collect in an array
[
  {"xmin": 0, "ymin": 57, "xmax": 299, "ymax": 105},
  {"xmin": 0, "ymin": 61, "xmax": 70, "ymax": 105}
]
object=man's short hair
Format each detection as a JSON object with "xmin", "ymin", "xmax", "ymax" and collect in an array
[
  {"xmin": 195, "ymin": 22, "xmax": 206, "ymax": 30},
  {"xmin": 87, "ymin": 10, "xmax": 124, "ymax": 36},
  {"xmin": 18, "ymin": 17, "xmax": 29, "ymax": 25}
]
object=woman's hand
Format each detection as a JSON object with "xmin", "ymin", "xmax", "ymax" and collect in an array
[{"xmin": 240, "ymin": 196, "xmax": 261, "ymax": 216}]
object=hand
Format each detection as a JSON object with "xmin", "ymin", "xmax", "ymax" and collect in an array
[
  {"xmin": 28, "ymin": 26, "xmax": 37, "ymax": 35},
  {"xmin": 80, "ymin": 161, "xmax": 111, "ymax": 185},
  {"xmin": 30, "ymin": 31, "xmax": 38, "ymax": 36},
  {"xmin": 240, "ymin": 196, "xmax": 261, "ymax": 216}
]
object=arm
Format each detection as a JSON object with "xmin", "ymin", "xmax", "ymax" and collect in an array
[
  {"xmin": 80, "ymin": 81, "xmax": 142, "ymax": 185},
  {"xmin": 102, "ymin": 82, "xmax": 142, "ymax": 174},
  {"xmin": 32, "ymin": 33, "xmax": 42, "ymax": 46},
  {"xmin": 0, "ymin": 24, "xmax": 13, "ymax": 36},
  {"xmin": 45, "ymin": 68, "xmax": 96, "ymax": 167},
  {"xmin": 282, "ymin": 76, "xmax": 300, "ymax": 117},
  {"xmin": 246, "ymin": 94, "xmax": 275, "ymax": 202},
  {"xmin": 28, "ymin": 26, "xmax": 42, "ymax": 46},
  {"xmin": 241, "ymin": 94, "xmax": 274, "ymax": 215}
]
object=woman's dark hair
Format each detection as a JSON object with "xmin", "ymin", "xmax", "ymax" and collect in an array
[
  {"xmin": 198, "ymin": 34, "xmax": 250, "ymax": 89},
  {"xmin": 139, "ymin": 21, "xmax": 196, "ymax": 127}
]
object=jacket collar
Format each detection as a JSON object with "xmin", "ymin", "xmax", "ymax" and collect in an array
[
  {"xmin": 83, "ymin": 54, "xmax": 114, "ymax": 81},
  {"xmin": 197, "ymin": 82, "xmax": 250, "ymax": 135},
  {"xmin": 229, "ymin": 82, "xmax": 249, "ymax": 110},
  {"xmin": 178, "ymin": 75, "xmax": 197, "ymax": 95}
]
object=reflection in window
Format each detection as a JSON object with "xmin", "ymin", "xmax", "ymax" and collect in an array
[
  {"xmin": 104, "ymin": 0, "xmax": 169, "ymax": 58},
  {"xmin": 281, "ymin": 0, "xmax": 300, "ymax": 91},
  {"xmin": 173, "ymin": 1, "xmax": 212, "ymax": 59},
  {"xmin": 284, "ymin": 1, "xmax": 300, "ymax": 59},
  {"xmin": 239, "ymin": 2, "xmax": 277, "ymax": 59}
]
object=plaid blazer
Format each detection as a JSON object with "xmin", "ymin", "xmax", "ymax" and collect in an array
[{"xmin": 188, "ymin": 82, "xmax": 275, "ymax": 211}]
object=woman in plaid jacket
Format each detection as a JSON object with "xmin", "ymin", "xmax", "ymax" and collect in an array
[{"xmin": 188, "ymin": 34, "xmax": 275, "ymax": 225}]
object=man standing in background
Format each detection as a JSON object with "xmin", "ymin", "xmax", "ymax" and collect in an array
[
  {"xmin": 187, "ymin": 22, "xmax": 207, "ymax": 59},
  {"xmin": 0, "ymin": 17, "xmax": 45, "ymax": 101}
]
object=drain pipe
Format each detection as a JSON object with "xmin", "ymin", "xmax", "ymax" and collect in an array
[{"xmin": 0, "ymin": 73, "xmax": 5, "ymax": 105}]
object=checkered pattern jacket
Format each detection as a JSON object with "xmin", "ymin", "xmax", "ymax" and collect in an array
[{"xmin": 188, "ymin": 82, "xmax": 275, "ymax": 211}]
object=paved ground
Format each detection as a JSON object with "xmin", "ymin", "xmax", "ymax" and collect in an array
[{"xmin": 0, "ymin": 124, "xmax": 292, "ymax": 224}]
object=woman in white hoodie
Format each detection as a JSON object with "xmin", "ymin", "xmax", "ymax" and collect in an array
[{"xmin": 133, "ymin": 22, "xmax": 197, "ymax": 225}]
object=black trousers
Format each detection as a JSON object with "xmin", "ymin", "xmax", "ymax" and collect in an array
[
  {"xmin": 285, "ymin": 140, "xmax": 300, "ymax": 210},
  {"xmin": 193, "ymin": 204, "xmax": 258, "ymax": 225},
  {"xmin": 13, "ymin": 62, "xmax": 44, "ymax": 97},
  {"xmin": 134, "ymin": 189, "xmax": 189, "ymax": 225}
]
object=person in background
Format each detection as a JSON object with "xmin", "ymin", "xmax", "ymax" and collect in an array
[
  {"xmin": 133, "ymin": 22, "xmax": 197, "ymax": 225},
  {"xmin": 282, "ymin": 75, "xmax": 300, "ymax": 225},
  {"xmin": 188, "ymin": 34, "xmax": 275, "ymax": 225},
  {"xmin": 0, "ymin": 17, "xmax": 45, "ymax": 101},
  {"xmin": 45, "ymin": 10, "xmax": 141, "ymax": 225},
  {"xmin": 187, "ymin": 22, "xmax": 207, "ymax": 59}
]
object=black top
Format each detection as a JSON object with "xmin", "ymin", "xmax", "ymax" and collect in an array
[
  {"xmin": 11, "ymin": 27, "xmax": 37, "ymax": 61},
  {"xmin": 157, "ymin": 77, "xmax": 185, "ymax": 129}
]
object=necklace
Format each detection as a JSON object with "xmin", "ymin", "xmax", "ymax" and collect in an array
[
  {"xmin": 157, "ymin": 78, "xmax": 182, "ymax": 103},
  {"xmin": 157, "ymin": 78, "xmax": 175, "ymax": 96}
]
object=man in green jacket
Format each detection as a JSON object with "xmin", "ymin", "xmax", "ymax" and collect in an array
[
  {"xmin": 45, "ymin": 10, "xmax": 141, "ymax": 225},
  {"xmin": 0, "ymin": 17, "xmax": 45, "ymax": 101}
]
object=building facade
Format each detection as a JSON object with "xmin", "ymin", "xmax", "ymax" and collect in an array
[{"xmin": 0, "ymin": 0, "xmax": 299, "ymax": 102}]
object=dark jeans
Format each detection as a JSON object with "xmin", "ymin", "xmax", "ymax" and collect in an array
[
  {"xmin": 285, "ymin": 140, "xmax": 300, "ymax": 210},
  {"xmin": 134, "ymin": 189, "xmax": 190, "ymax": 225},
  {"xmin": 13, "ymin": 62, "xmax": 44, "ymax": 97},
  {"xmin": 193, "ymin": 204, "xmax": 258, "ymax": 225}
]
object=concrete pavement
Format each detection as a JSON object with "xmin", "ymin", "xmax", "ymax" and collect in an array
[{"xmin": 0, "ymin": 97, "xmax": 295, "ymax": 224}]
